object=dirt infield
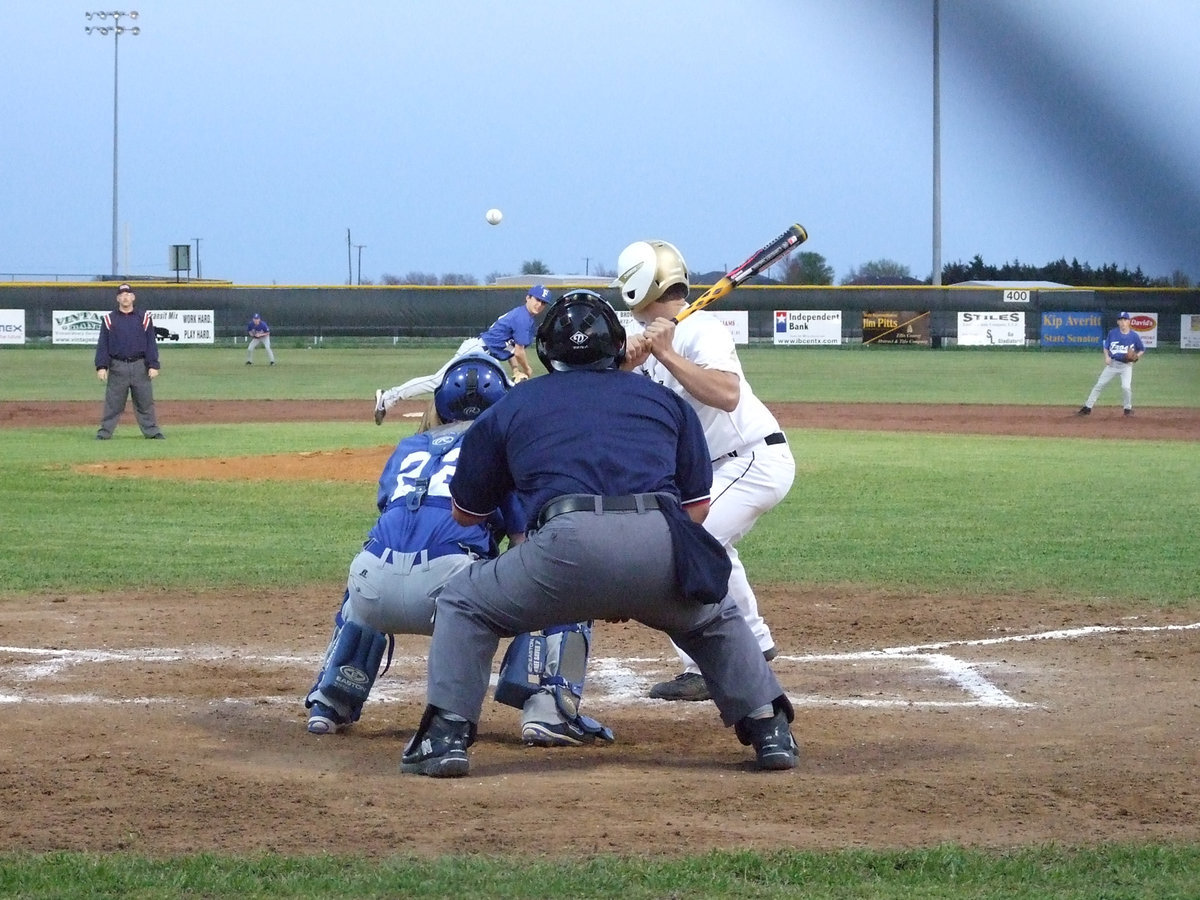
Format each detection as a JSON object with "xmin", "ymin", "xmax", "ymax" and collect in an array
[{"xmin": 2, "ymin": 400, "xmax": 1198, "ymax": 858}]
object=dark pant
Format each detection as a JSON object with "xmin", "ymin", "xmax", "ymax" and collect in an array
[{"xmin": 98, "ymin": 359, "xmax": 161, "ymax": 438}]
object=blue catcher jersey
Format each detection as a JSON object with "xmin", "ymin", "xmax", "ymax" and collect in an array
[{"xmin": 369, "ymin": 422, "xmax": 524, "ymax": 556}]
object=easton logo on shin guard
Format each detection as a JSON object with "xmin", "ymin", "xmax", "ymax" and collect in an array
[{"xmin": 314, "ymin": 620, "xmax": 387, "ymax": 711}]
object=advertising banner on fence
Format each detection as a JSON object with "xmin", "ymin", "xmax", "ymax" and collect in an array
[
  {"xmin": 617, "ymin": 309, "xmax": 748, "ymax": 345},
  {"xmin": 862, "ymin": 310, "xmax": 930, "ymax": 346},
  {"xmin": 1127, "ymin": 312, "xmax": 1158, "ymax": 348},
  {"xmin": 1040, "ymin": 311, "xmax": 1102, "ymax": 347},
  {"xmin": 0, "ymin": 309, "xmax": 25, "ymax": 345},
  {"xmin": 52, "ymin": 310, "xmax": 216, "ymax": 345},
  {"xmin": 773, "ymin": 310, "xmax": 842, "ymax": 345},
  {"xmin": 1182, "ymin": 314, "xmax": 1200, "ymax": 350},
  {"xmin": 956, "ymin": 311, "xmax": 1025, "ymax": 346}
]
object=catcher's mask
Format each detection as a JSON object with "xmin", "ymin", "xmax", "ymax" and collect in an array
[
  {"xmin": 610, "ymin": 240, "xmax": 689, "ymax": 311},
  {"xmin": 434, "ymin": 354, "xmax": 509, "ymax": 422},
  {"xmin": 535, "ymin": 290, "xmax": 626, "ymax": 373}
]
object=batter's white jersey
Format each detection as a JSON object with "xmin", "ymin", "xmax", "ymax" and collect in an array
[
  {"xmin": 632, "ymin": 311, "xmax": 781, "ymax": 458},
  {"xmin": 632, "ymin": 309, "xmax": 796, "ymax": 672}
]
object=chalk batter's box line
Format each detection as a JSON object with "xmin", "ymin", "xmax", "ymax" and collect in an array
[{"xmin": 1, "ymin": 622, "xmax": 1196, "ymax": 709}]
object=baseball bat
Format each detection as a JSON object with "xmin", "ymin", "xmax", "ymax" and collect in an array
[{"xmin": 672, "ymin": 223, "xmax": 809, "ymax": 324}]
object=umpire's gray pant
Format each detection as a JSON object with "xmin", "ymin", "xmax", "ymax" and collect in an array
[
  {"xmin": 98, "ymin": 358, "xmax": 161, "ymax": 438},
  {"xmin": 426, "ymin": 507, "xmax": 784, "ymax": 728}
]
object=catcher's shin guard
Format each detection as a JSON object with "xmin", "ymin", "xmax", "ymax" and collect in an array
[
  {"xmin": 305, "ymin": 597, "xmax": 388, "ymax": 724},
  {"xmin": 496, "ymin": 621, "xmax": 614, "ymax": 743}
]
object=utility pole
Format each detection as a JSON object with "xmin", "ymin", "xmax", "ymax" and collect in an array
[
  {"xmin": 346, "ymin": 228, "xmax": 352, "ymax": 284},
  {"xmin": 192, "ymin": 237, "xmax": 201, "ymax": 279},
  {"xmin": 354, "ymin": 244, "xmax": 366, "ymax": 285}
]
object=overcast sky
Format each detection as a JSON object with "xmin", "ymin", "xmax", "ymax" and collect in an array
[{"xmin": 3, "ymin": 1, "xmax": 1197, "ymax": 285}]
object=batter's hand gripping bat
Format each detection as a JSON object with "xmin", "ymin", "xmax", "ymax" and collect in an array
[{"xmin": 672, "ymin": 223, "xmax": 809, "ymax": 324}]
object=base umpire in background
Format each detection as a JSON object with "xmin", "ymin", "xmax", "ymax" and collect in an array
[
  {"xmin": 400, "ymin": 289, "xmax": 798, "ymax": 778},
  {"xmin": 94, "ymin": 283, "xmax": 164, "ymax": 440}
]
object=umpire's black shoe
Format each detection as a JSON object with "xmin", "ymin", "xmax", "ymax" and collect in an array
[
  {"xmin": 401, "ymin": 711, "xmax": 472, "ymax": 778},
  {"xmin": 737, "ymin": 710, "xmax": 799, "ymax": 771}
]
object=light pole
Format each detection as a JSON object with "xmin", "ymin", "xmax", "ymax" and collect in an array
[
  {"xmin": 192, "ymin": 237, "xmax": 202, "ymax": 279},
  {"xmin": 85, "ymin": 10, "xmax": 140, "ymax": 278}
]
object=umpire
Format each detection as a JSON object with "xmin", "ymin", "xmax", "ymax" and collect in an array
[
  {"xmin": 400, "ymin": 290, "xmax": 798, "ymax": 777},
  {"xmin": 94, "ymin": 283, "xmax": 165, "ymax": 440}
]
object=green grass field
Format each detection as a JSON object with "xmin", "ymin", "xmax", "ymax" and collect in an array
[{"xmin": 1, "ymin": 346, "xmax": 1198, "ymax": 897}]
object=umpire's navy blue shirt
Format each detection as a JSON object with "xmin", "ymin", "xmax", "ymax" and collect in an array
[
  {"xmin": 450, "ymin": 369, "xmax": 713, "ymax": 523},
  {"xmin": 95, "ymin": 308, "xmax": 160, "ymax": 370}
]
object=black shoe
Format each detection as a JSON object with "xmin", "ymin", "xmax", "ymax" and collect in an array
[
  {"xmin": 1124, "ymin": 408, "xmax": 1133, "ymax": 416},
  {"xmin": 1076, "ymin": 406, "xmax": 1091, "ymax": 416},
  {"xmin": 246, "ymin": 360, "xmax": 252, "ymax": 365},
  {"xmin": 649, "ymin": 671, "xmax": 710, "ymax": 701},
  {"xmin": 738, "ymin": 710, "xmax": 799, "ymax": 771},
  {"xmin": 95, "ymin": 433, "xmax": 110, "ymax": 440},
  {"xmin": 401, "ymin": 712, "xmax": 472, "ymax": 777},
  {"xmin": 763, "ymin": 646, "xmax": 778, "ymax": 662},
  {"xmin": 146, "ymin": 433, "xmax": 165, "ymax": 439}
]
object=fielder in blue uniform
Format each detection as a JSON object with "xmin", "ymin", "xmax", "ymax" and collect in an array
[
  {"xmin": 400, "ymin": 290, "xmax": 798, "ymax": 778},
  {"xmin": 372, "ymin": 285, "xmax": 552, "ymax": 424},
  {"xmin": 1077, "ymin": 311, "xmax": 1146, "ymax": 416},
  {"xmin": 306, "ymin": 352, "xmax": 612, "ymax": 746}
]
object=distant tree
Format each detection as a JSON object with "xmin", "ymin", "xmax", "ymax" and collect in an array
[
  {"xmin": 380, "ymin": 273, "xmax": 403, "ymax": 285},
  {"xmin": 591, "ymin": 263, "xmax": 617, "ymax": 279},
  {"xmin": 939, "ymin": 255, "xmax": 1162, "ymax": 287},
  {"xmin": 781, "ymin": 251, "xmax": 834, "ymax": 285},
  {"xmin": 840, "ymin": 259, "xmax": 916, "ymax": 285},
  {"xmin": 399, "ymin": 271, "xmax": 440, "ymax": 285},
  {"xmin": 1169, "ymin": 270, "xmax": 1193, "ymax": 288},
  {"xmin": 486, "ymin": 270, "xmax": 509, "ymax": 285},
  {"xmin": 521, "ymin": 259, "xmax": 551, "ymax": 275},
  {"xmin": 440, "ymin": 273, "xmax": 478, "ymax": 286}
]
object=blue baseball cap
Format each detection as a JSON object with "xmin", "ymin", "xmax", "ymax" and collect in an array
[
  {"xmin": 251, "ymin": 312, "xmax": 261, "ymax": 318},
  {"xmin": 1118, "ymin": 311, "xmax": 1131, "ymax": 319},
  {"xmin": 528, "ymin": 285, "xmax": 552, "ymax": 303}
]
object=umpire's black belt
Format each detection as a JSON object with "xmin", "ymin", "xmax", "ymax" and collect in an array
[
  {"xmin": 537, "ymin": 493, "xmax": 663, "ymax": 528},
  {"xmin": 712, "ymin": 431, "xmax": 786, "ymax": 463},
  {"xmin": 362, "ymin": 537, "xmax": 469, "ymax": 565},
  {"xmin": 110, "ymin": 354, "xmax": 145, "ymax": 362}
]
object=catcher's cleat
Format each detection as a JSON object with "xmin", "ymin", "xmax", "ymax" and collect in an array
[
  {"xmin": 373, "ymin": 389, "xmax": 386, "ymax": 425},
  {"xmin": 738, "ymin": 710, "xmax": 799, "ymax": 771},
  {"xmin": 306, "ymin": 701, "xmax": 348, "ymax": 735},
  {"xmin": 1076, "ymin": 406, "xmax": 1091, "ymax": 416},
  {"xmin": 649, "ymin": 671, "xmax": 710, "ymax": 702},
  {"xmin": 401, "ymin": 712, "xmax": 471, "ymax": 777},
  {"xmin": 522, "ymin": 718, "xmax": 616, "ymax": 748}
]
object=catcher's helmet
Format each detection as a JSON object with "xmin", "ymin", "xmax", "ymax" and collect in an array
[
  {"xmin": 610, "ymin": 240, "xmax": 689, "ymax": 311},
  {"xmin": 535, "ymin": 290, "xmax": 626, "ymax": 373},
  {"xmin": 434, "ymin": 354, "xmax": 509, "ymax": 422}
]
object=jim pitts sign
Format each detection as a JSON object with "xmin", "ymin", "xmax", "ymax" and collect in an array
[{"xmin": 51, "ymin": 310, "xmax": 216, "ymax": 345}]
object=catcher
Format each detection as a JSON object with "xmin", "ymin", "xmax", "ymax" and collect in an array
[
  {"xmin": 245, "ymin": 312, "xmax": 276, "ymax": 366},
  {"xmin": 306, "ymin": 352, "xmax": 613, "ymax": 747},
  {"xmin": 1077, "ymin": 311, "xmax": 1145, "ymax": 416}
]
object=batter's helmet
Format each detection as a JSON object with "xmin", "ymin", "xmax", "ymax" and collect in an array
[
  {"xmin": 434, "ymin": 354, "xmax": 509, "ymax": 422},
  {"xmin": 535, "ymin": 290, "xmax": 626, "ymax": 373},
  {"xmin": 610, "ymin": 240, "xmax": 689, "ymax": 311}
]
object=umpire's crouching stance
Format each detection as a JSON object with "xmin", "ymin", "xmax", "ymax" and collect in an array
[{"xmin": 401, "ymin": 290, "xmax": 797, "ymax": 777}]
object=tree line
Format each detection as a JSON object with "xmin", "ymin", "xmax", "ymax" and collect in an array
[{"xmin": 362, "ymin": 252, "xmax": 1192, "ymax": 289}]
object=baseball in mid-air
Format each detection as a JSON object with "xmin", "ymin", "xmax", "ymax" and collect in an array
[{"xmin": 485, "ymin": 208, "xmax": 503, "ymax": 226}]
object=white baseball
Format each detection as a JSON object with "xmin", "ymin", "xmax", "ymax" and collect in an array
[{"xmin": 485, "ymin": 208, "xmax": 503, "ymax": 226}]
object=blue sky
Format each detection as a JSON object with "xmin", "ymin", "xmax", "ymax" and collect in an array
[{"xmin": 3, "ymin": 1, "xmax": 1197, "ymax": 285}]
